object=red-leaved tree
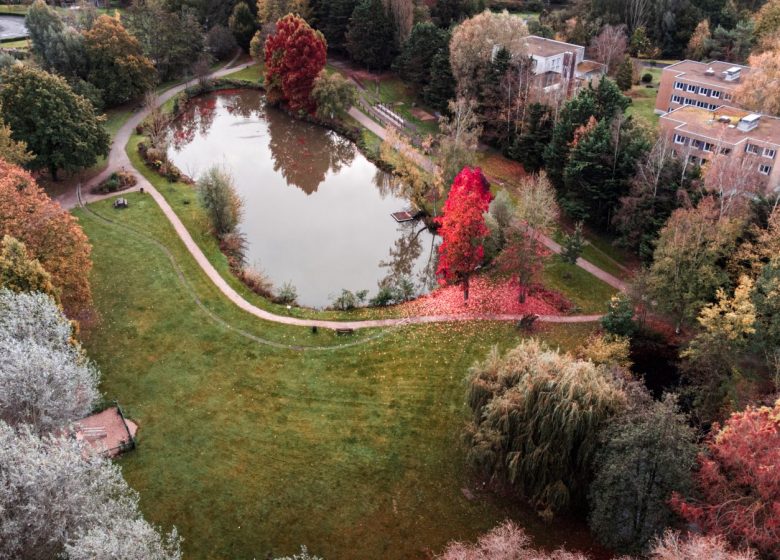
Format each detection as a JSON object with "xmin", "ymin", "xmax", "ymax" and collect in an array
[
  {"xmin": 670, "ymin": 400, "xmax": 780, "ymax": 558},
  {"xmin": 436, "ymin": 167, "xmax": 492, "ymax": 301},
  {"xmin": 264, "ymin": 14, "xmax": 327, "ymax": 114}
]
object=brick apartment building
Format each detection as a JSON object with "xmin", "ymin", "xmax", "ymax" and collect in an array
[
  {"xmin": 655, "ymin": 60, "xmax": 752, "ymax": 115},
  {"xmin": 522, "ymin": 36, "xmax": 605, "ymax": 98},
  {"xmin": 659, "ymin": 105, "xmax": 780, "ymax": 190}
]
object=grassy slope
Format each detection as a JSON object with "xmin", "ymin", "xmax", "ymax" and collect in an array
[
  {"xmin": 627, "ymin": 67, "xmax": 663, "ymax": 127},
  {"xmin": 224, "ymin": 62, "xmax": 265, "ymax": 83},
  {"xmin": 75, "ymin": 193, "xmax": 602, "ymax": 560}
]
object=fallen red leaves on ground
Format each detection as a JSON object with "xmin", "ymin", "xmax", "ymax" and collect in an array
[{"xmin": 400, "ymin": 276, "xmax": 563, "ymax": 317}]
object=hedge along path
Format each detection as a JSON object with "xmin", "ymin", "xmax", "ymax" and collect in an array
[{"xmin": 77, "ymin": 63, "xmax": 606, "ymax": 341}]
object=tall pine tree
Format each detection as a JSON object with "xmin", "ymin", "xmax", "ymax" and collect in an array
[{"xmin": 345, "ymin": 0, "xmax": 396, "ymax": 70}]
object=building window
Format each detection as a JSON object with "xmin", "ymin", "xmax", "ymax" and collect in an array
[
  {"xmin": 724, "ymin": 93, "xmax": 733, "ymax": 101},
  {"xmin": 703, "ymin": 142, "xmax": 714, "ymax": 152},
  {"xmin": 674, "ymin": 81, "xmax": 684, "ymax": 90},
  {"xmin": 684, "ymin": 97, "xmax": 695, "ymax": 105},
  {"xmin": 721, "ymin": 147, "xmax": 732, "ymax": 155},
  {"xmin": 697, "ymin": 100, "xmax": 709, "ymax": 108},
  {"xmin": 711, "ymin": 90, "xmax": 721, "ymax": 99},
  {"xmin": 689, "ymin": 155, "xmax": 699, "ymax": 165},
  {"xmin": 763, "ymin": 148, "xmax": 776, "ymax": 159},
  {"xmin": 709, "ymin": 104, "xmax": 719, "ymax": 110},
  {"xmin": 674, "ymin": 134, "xmax": 686, "ymax": 145},
  {"xmin": 700, "ymin": 87, "xmax": 711, "ymax": 96},
  {"xmin": 692, "ymin": 139, "xmax": 703, "ymax": 149},
  {"xmin": 672, "ymin": 95, "xmax": 682, "ymax": 104},
  {"xmin": 687, "ymin": 84, "xmax": 698, "ymax": 93},
  {"xmin": 746, "ymin": 144, "xmax": 760, "ymax": 155},
  {"xmin": 759, "ymin": 163, "xmax": 772, "ymax": 175}
]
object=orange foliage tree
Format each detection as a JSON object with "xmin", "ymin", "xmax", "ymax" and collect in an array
[
  {"xmin": 670, "ymin": 400, "xmax": 780, "ymax": 558},
  {"xmin": 0, "ymin": 160, "xmax": 92, "ymax": 317},
  {"xmin": 264, "ymin": 14, "xmax": 327, "ymax": 114},
  {"xmin": 435, "ymin": 167, "xmax": 492, "ymax": 301}
]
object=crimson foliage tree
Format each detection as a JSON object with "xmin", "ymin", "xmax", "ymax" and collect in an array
[
  {"xmin": 671, "ymin": 400, "xmax": 780, "ymax": 558},
  {"xmin": 435, "ymin": 167, "xmax": 492, "ymax": 301},
  {"xmin": 264, "ymin": 14, "xmax": 327, "ymax": 114}
]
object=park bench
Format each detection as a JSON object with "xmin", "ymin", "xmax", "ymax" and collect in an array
[{"xmin": 335, "ymin": 328, "xmax": 354, "ymax": 336}]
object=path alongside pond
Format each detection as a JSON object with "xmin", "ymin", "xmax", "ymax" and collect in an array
[{"xmin": 70, "ymin": 62, "xmax": 629, "ymax": 330}]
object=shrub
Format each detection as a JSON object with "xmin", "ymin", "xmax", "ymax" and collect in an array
[
  {"xmin": 602, "ymin": 293, "xmax": 637, "ymax": 337},
  {"xmin": 196, "ymin": 165, "xmax": 243, "ymax": 236},
  {"xmin": 237, "ymin": 266, "xmax": 273, "ymax": 299},
  {"xmin": 642, "ymin": 72, "xmax": 653, "ymax": 83},
  {"xmin": 331, "ymin": 289, "xmax": 367, "ymax": 310},
  {"xmin": 276, "ymin": 282, "xmax": 298, "ymax": 305}
]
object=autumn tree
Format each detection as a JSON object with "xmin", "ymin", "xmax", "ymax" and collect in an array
[
  {"xmin": 755, "ymin": 0, "xmax": 780, "ymax": 46},
  {"xmin": 671, "ymin": 401, "xmax": 780, "ymax": 558},
  {"xmin": 686, "ymin": 19, "xmax": 711, "ymax": 60},
  {"xmin": 494, "ymin": 173, "xmax": 559, "ymax": 302},
  {"xmin": 0, "ymin": 236, "xmax": 56, "ymax": 299},
  {"xmin": 437, "ymin": 520, "xmax": 591, "ymax": 560},
  {"xmin": 0, "ymin": 65, "xmax": 109, "ymax": 180},
  {"xmin": 0, "ymin": 160, "xmax": 92, "ymax": 317},
  {"xmin": 229, "ymin": 1, "xmax": 257, "ymax": 50},
  {"xmin": 345, "ymin": 0, "xmax": 396, "ymax": 70},
  {"xmin": 449, "ymin": 10, "xmax": 528, "ymax": 97},
  {"xmin": 751, "ymin": 258, "xmax": 780, "ymax": 379},
  {"xmin": 436, "ymin": 167, "xmax": 492, "ymax": 300},
  {"xmin": 437, "ymin": 97, "xmax": 482, "ymax": 186},
  {"xmin": 84, "ymin": 15, "xmax": 156, "ymax": 107},
  {"xmin": 647, "ymin": 197, "xmax": 741, "ymax": 332},
  {"xmin": 466, "ymin": 339, "xmax": 626, "ymax": 518},
  {"xmin": 681, "ymin": 276, "xmax": 757, "ymax": 420},
  {"xmin": 589, "ymin": 393, "xmax": 698, "ymax": 554},
  {"xmin": 311, "ymin": 70, "xmax": 357, "ymax": 120},
  {"xmin": 264, "ymin": 14, "xmax": 327, "ymax": 113},
  {"xmin": 650, "ymin": 531, "xmax": 758, "ymax": 560},
  {"xmin": 379, "ymin": 128, "xmax": 435, "ymax": 212},
  {"xmin": 590, "ymin": 24, "xmax": 628, "ymax": 75},
  {"xmin": 734, "ymin": 40, "xmax": 780, "ymax": 116}
]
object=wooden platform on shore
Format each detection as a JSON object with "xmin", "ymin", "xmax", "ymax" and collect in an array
[{"xmin": 391, "ymin": 211, "xmax": 415, "ymax": 222}]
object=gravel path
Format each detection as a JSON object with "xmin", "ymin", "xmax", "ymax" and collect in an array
[{"xmin": 68, "ymin": 62, "xmax": 622, "ymax": 330}]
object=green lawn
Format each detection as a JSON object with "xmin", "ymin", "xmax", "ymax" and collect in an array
[
  {"xmin": 74, "ymin": 192, "xmax": 602, "ymax": 560},
  {"xmin": 366, "ymin": 77, "xmax": 440, "ymax": 136},
  {"xmin": 225, "ymin": 63, "xmax": 265, "ymax": 84},
  {"xmin": 0, "ymin": 37, "xmax": 28, "ymax": 48},
  {"xmin": 627, "ymin": 67, "xmax": 663, "ymax": 127}
]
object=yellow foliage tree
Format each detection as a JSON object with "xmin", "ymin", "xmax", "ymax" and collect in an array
[{"xmin": 0, "ymin": 235, "xmax": 57, "ymax": 299}]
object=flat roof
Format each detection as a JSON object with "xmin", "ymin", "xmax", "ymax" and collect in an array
[
  {"xmin": 524, "ymin": 35, "xmax": 583, "ymax": 57},
  {"xmin": 661, "ymin": 105, "xmax": 780, "ymax": 146},
  {"xmin": 663, "ymin": 59, "xmax": 752, "ymax": 89}
]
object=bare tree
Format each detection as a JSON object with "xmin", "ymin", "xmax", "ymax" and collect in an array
[
  {"xmin": 591, "ymin": 24, "xmax": 628, "ymax": 75},
  {"xmin": 626, "ymin": 0, "xmax": 649, "ymax": 32},
  {"xmin": 144, "ymin": 91, "xmax": 169, "ymax": 150},
  {"xmin": 703, "ymin": 149, "xmax": 766, "ymax": 219}
]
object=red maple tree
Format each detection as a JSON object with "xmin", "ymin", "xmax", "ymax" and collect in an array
[
  {"xmin": 670, "ymin": 400, "xmax": 780, "ymax": 558},
  {"xmin": 435, "ymin": 167, "xmax": 492, "ymax": 301},
  {"xmin": 264, "ymin": 14, "xmax": 327, "ymax": 114}
]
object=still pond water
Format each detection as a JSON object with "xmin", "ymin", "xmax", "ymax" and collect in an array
[{"xmin": 167, "ymin": 90, "xmax": 438, "ymax": 308}]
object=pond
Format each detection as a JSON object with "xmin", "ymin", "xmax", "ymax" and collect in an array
[
  {"xmin": 0, "ymin": 15, "xmax": 27, "ymax": 41},
  {"xmin": 166, "ymin": 89, "xmax": 438, "ymax": 308}
]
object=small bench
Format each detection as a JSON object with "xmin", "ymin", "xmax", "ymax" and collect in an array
[
  {"xmin": 113, "ymin": 198, "xmax": 129, "ymax": 209},
  {"xmin": 335, "ymin": 328, "xmax": 354, "ymax": 336}
]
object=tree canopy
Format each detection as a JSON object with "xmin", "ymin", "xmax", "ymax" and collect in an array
[{"xmin": 0, "ymin": 65, "xmax": 109, "ymax": 180}]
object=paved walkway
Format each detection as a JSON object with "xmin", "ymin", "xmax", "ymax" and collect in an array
[{"xmin": 69, "ymin": 63, "xmax": 624, "ymax": 331}]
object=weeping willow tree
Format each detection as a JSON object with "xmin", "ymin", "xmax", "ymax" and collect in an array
[{"xmin": 466, "ymin": 338, "xmax": 627, "ymax": 519}]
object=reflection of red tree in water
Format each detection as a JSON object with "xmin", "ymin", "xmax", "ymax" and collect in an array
[
  {"xmin": 170, "ymin": 96, "xmax": 218, "ymax": 150},
  {"xmin": 266, "ymin": 105, "xmax": 355, "ymax": 195}
]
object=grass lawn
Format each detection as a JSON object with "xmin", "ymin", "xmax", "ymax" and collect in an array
[
  {"xmin": 366, "ymin": 77, "xmax": 440, "ymax": 137},
  {"xmin": 627, "ymin": 68, "xmax": 663, "ymax": 128},
  {"xmin": 73, "ymin": 191, "xmax": 603, "ymax": 560},
  {"xmin": 0, "ymin": 37, "xmax": 28, "ymax": 49},
  {"xmin": 225, "ymin": 63, "xmax": 265, "ymax": 84}
]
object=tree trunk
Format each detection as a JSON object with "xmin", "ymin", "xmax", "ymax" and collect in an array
[
  {"xmin": 518, "ymin": 283, "xmax": 526, "ymax": 303},
  {"xmin": 50, "ymin": 165, "xmax": 59, "ymax": 182},
  {"xmin": 463, "ymin": 276, "xmax": 470, "ymax": 301}
]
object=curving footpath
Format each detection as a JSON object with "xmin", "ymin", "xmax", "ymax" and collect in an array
[{"xmin": 72, "ymin": 63, "xmax": 616, "ymax": 331}]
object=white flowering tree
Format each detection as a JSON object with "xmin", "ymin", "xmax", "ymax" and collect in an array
[
  {"xmin": 0, "ymin": 290, "xmax": 99, "ymax": 434},
  {"xmin": 0, "ymin": 421, "xmax": 181, "ymax": 560}
]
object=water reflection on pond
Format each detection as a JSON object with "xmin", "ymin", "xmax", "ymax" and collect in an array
[{"xmin": 167, "ymin": 90, "xmax": 438, "ymax": 308}]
